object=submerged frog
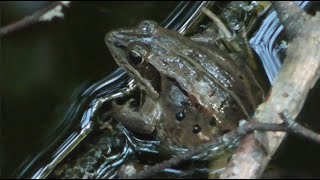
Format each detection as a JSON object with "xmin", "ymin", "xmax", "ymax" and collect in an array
[{"xmin": 105, "ymin": 20, "xmax": 263, "ymax": 150}]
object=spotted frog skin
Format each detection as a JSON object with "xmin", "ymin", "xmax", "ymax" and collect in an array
[{"xmin": 105, "ymin": 20, "xmax": 263, "ymax": 149}]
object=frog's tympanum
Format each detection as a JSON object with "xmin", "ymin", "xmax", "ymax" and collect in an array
[{"xmin": 105, "ymin": 20, "xmax": 263, "ymax": 150}]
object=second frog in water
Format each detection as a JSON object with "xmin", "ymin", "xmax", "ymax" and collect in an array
[{"xmin": 105, "ymin": 20, "xmax": 263, "ymax": 150}]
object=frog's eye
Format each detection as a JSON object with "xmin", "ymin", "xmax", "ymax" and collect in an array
[{"xmin": 128, "ymin": 50, "xmax": 143, "ymax": 65}]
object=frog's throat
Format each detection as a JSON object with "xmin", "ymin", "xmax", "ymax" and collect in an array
[
  {"xmin": 155, "ymin": 41, "xmax": 251, "ymax": 120},
  {"xmin": 123, "ymin": 65, "xmax": 159, "ymax": 100}
]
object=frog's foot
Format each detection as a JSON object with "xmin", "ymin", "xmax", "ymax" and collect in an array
[
  {"xmin": 106, "ymin": 99, "xmax": 156, "ymax": 135},
  {"xmin": 201, "ymin": 7, "xmax": 242, "ymax": 53},
  {"xmin": 202, "ymin": 7, "xmax": 234, "ymax": 41},
  {"xmin": 103, "ymin": 99, "xmax": 136, "ymax": 116},
  {"xmin": 99, "ymin": 100, "xmax": 131, "ymax": 129},
  {"xmin": 98, "ymin": 120, "xmax": 113, "ymax": 131},
  {"xmin": 189, "ymin": 26, "xmax": 223, "ymax": 47},
  {"xmin": 121, "ymin": 98, "xmax": 136, "ymax": 109}
]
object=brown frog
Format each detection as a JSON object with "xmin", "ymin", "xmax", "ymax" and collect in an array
[{"xmin": 105, "ymin": 20, "xmax": 263, "ymax": 150}]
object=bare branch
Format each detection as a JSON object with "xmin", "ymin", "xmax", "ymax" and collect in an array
[
  {"xmin": 220, "ymin": 1, "xmax": 320, "ymax": 178},
  {"xmin": 0, "ymin": 1, "xmax": 71, "ymax": 38},
  {"xmin": 279, "ymin": 111, "xmax": 320, "ymax": 144}
]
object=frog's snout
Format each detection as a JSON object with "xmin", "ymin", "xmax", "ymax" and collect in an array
[{"xmin": 105, "ymin": 30, "xmax": 117, "ymax": 45}]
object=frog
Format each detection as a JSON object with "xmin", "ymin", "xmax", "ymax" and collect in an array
[{"xmin": 104, "ymin": 20, "xmax": 263, "ymax": 150}]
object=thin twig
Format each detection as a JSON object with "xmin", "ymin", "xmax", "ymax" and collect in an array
[
  {"xmin": 121, "ymin": 121, "xmax": 287, "ymax": 179},
  {"xmin": 0, "ymin": 1, "xmax": 71, "ymax": 38},
  {"xmin": 279, "ymin": 111, "xmax": 320, "ymax": 144},
  {"xmin": 123, "ymin": 115, "xmax": 320, "ymax": 179}
]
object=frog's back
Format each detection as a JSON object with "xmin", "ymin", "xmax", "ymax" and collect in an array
[{"xmin": 147, "ymin": 24, "xmax": 263, "ymax": 130}]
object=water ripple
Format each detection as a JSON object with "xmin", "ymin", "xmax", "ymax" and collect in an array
[{"xmin": 249, "ymin": 1, "xmax": 310, "ymax": 84}]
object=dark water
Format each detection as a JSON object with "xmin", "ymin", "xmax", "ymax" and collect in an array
[
  {"xmin": 249, "ymin": 1, "xmax": 310, "ymax": 83},
  {"xmin": 2, "ymin": 1, "xmax": 320, "ymax": 179},
  {"xmin": 0, "ymin": 1, "xmax": 178, "ymax": 178}
]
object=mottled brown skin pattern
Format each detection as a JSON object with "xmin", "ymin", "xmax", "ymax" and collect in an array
[
  {"xmin": 105, "ymin": 20, "xmax": 263, "ymax": 150},
  {"xmin": 156, "ymin": 77, "xmax": 221, "ymax": 149}
]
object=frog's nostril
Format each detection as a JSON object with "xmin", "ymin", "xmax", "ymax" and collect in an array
[{"xmin": 105, "ymin": 31, "xmax": 117, "ymax": 42}]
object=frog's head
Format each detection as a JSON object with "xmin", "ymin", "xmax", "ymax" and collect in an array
[{"xmin": 105, "ymin": 20, "xmax": 161, "ymax": 100}]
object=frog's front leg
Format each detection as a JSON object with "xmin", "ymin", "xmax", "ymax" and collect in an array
[{"xmin": 108, "ymin": 98, "xmax": 161, "ymax": 135}]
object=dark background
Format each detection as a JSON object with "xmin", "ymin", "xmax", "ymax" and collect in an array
[{"xmin": 0, "ymin": 1, "xmax": 177, "ymax": 177}]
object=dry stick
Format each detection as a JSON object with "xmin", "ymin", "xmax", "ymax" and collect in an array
[
  {"xmin": 0, "ymin": 1, "xmax": 70, "ymax": 38},
  {"xmin": 220, "ymin": 1, "xmax": 320, "ymax": 179}
]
